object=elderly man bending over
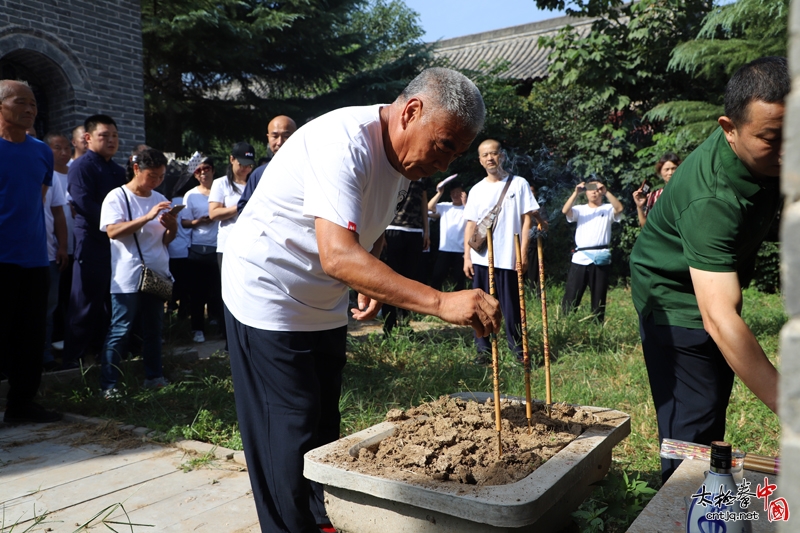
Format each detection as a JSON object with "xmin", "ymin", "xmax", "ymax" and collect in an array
[{"xmin": 221, "ymin": 68, "xmax": 501, "ymax": 533}]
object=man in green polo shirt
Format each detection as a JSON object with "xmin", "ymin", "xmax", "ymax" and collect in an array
[{"xmin": 630, "ymin": 56, "xmax": 786, "ymax": 483}]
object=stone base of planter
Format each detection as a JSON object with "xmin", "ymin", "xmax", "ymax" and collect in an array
[{"xmin": 305, "ymin": 392, "xmax": 630, "ymax": 533}]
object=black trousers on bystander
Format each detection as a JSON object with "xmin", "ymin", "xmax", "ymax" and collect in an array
[
  {"xmin": 472, "ymin": 264, "xmax": 523, "ymax": 359},
  {"xmin": 225, "ymin": 307, "xmax": 346, "ymax": 533},
  {"xmin": 561, "ymin": 262, "xmax": 610, "ymax": 321},
  {"xmin": 0, "ymin": 263, "xmax": 47, "ymax": 408}
]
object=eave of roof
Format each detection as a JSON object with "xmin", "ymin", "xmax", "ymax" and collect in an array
[{"xmin": 432, "ymin": 14, "xmax": 595, "ymax": 80}]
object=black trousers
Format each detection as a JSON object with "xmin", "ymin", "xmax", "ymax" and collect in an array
[
  {"xmin": 472, "ymin": 264, "xmax": 523, "ymax": 358},
  {"xmin": 168, "ymin": 257, "xmax": 191, "ymax": 317},
  {"xmin": 639, "ymin": 312, "xmax": 734, "ymax": 483},
  {"xmin": 431, "ymin": 251, "xmax": 467, "ymax": 292},
  {"xmin": 0, "ymin": 263, "xmax": 47, "ymax": 408},
  {"xmin": 382, "ymin": 229, "xmax": 423, "ymax": 332},
  {"xmin": 63, "ymin": 256, "xmax": 111, "ymax": 364},
  {"xmin": 225, "ymin": 307, "xmax": 346, "ymax": 533},
  {"xmin": 561, "ymin": 262, "xmax": 610, "ymax": 321},
  {"xmin": 52, "ymin": 254, "xmax": 73, "ymax": 342},
  {"xmin": 188, "ymin": 256, "xmax": 222, "ymax": 332}
]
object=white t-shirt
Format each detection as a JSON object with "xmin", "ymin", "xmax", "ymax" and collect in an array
[
  {"xmin": 44, "ymin": 175, "xmax": 67, "ymax": 262},
  {"xmin": 208, "ymin": 177, "xmax": 243, "ymax": 253},
  {"xmin": 53, "ymin": 170, "xmax": 74, "ymax": 255},
  {"xmin": 222, "ymin": 104, "xmax": 406, "ymax": 331},
  {"xmin": 464, "ymin": 175, "xmax": 539, "ymax": 270},
  {"xmin": 436, "ymin": 203, "xmax": 466, "ymax": 253},
  {"xmin": 182, "ymin": 186, "xmax": 218, "ymax": 248},
  {"xmin": 100, "ymin": 187, "xmax": 172, "ymax": 294},
  {"xmin": 167, "ymin": 196, "xmax": 190, "ymax": 259},
  {"xmin": 566, "ymin": 203, "xmax": 621, "ymax": 265}
]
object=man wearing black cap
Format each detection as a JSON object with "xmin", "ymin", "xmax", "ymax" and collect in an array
[{"xmin": 560, "ymin": 177, "xmax": 623, "ymax": 322}]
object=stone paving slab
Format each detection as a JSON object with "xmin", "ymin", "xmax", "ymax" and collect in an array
[{"xmin": 0, "ymin": 417, "xmax": 258, "ymax": 532}]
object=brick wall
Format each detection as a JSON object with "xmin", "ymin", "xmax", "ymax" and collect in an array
[{"xmin": 0, "ymin": 0, "xmax": 145, "ymax": 161}]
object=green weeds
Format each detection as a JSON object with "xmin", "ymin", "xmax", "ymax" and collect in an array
[{"xmin": 36, "ymin": 285, "xmax": 785, "ymax": 533}]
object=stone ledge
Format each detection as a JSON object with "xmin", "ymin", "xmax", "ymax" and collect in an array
[{"xmin": 59, "ymin": 410, "xmax": 247, "ymax": 469}]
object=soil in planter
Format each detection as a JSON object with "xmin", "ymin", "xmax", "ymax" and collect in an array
[{"xmin": 329, "ymin": 396, "xmax": 597, "ymax": 487}]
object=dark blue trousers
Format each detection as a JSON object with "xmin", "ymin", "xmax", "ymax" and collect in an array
[
  {"xmin": 639, "ymin": 312, "xmax": 734, "ymax": 483},
  {"xmin": 63, "ymin": 256, "xmax": 111, "ymax": 364},
  {"xmin": 225, "ymin": 307, "xmax": 346, "ymax": 533},
  {"xmin": 472, "ymin": 264, "xmax": 523, "ymax": 358}
]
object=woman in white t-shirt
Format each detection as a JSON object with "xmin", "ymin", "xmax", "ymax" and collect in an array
[
  {"xmin": 98, "ymin": 148, "xmax": 178, "ymax": 398},
  {"xmin": 181, "ymin": 156, "xmax": 223, "ymax": 343},
  {"xmin": 208, "ymin": 141, "xmax": 254, "ymax": 268}
]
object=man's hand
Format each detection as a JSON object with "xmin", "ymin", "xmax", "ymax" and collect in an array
[
  {"xmin": 690, "ymin": 268, "xmax": 779, "ymax": 413},
  {"xmin": 463, "ymin": 254, "xmax": 474, "ymax": 279},
  {"xmin": 55, "ymin": 248, "xmax": 69, "ymax": 271},
  {"xmin": 351, "ymin": 293, "xmax": 382, "ymax": 321},
  {"xmin": 438, "ymin": 289, "xmax": 501, "ymax": 338}
]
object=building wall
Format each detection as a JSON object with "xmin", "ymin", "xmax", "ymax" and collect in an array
[
  {"xmin": 0, "ymin": 0, "xmax": 145, "ymax": 159},
  {"xmin": 780, "ymin": 2, "xmax": 800, "ymax": 530}
]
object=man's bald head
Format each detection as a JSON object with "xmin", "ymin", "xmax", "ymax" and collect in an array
[{"xmin": 267, "ymin": 115, "xmax": 297, "ymax": 155}]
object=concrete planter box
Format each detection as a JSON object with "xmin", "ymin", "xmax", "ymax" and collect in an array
[{"xmin": 304, "ymin": 392, "xmax": 630, "ymax": 533}]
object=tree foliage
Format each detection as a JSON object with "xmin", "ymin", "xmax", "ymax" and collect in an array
[{"xmin": 142, "ymin": 0, "xmax": 430, "ymax": 155}]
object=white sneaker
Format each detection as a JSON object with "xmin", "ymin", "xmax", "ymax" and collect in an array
[
  {"xmin": 143, "ymin": 377, "xmax": 169, "ymax": 389},
  {"xmin": 192, "ymin": 331, "xmax": 205, "ymax": 343},
  {"xmin": 51, "ymin": 340, "xmax": 64, "ymax": 351}
]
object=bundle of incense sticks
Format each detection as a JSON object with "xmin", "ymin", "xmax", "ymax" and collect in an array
[{"xmin": 660, "ymin": 438, "xmax": 780, "ymax": 475}]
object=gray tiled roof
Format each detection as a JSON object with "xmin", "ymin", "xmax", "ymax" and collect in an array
[{"xmin": 432, "ymin": 14, "xmax": 595, "ymax": 80}]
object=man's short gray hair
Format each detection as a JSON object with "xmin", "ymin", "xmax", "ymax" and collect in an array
[
  {"xmin": 0, "ymin": 79, "xmax": 30, "ymax": 102},
  {"xmin": 400, "ymin": 68, "xmax": 485, "ymax": 132}
]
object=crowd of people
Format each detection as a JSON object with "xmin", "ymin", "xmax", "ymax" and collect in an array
[{"xmin": 0, "ymin": 56, "xmax": 787, "ymax": 533}]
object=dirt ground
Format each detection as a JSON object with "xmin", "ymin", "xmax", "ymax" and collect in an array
[{"xmin": 325, "ymin": 396, "xmax": 597, "ymax": 487}]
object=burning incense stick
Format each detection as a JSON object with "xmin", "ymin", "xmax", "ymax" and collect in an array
[
  {"xmin": 487, "ymin": 227, "xmax": 503, "ymax": 457},
  {"xmin": 536, "ymin": 226, "xmax": 552, "ymax": 416},
  {"xmin": 660, "ymin": 438, "xmax": 779, "ymax": 475},
  {"xmin": 514, "ymin": 234, "xmax": 533, "ymax": 433}
]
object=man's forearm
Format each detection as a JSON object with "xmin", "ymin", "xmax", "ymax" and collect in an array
[
  {"xmin": 561, "ymin": 191, "xmax": 578, "ymax": 215},
  {"xmin": 706, "ymin": 311, "xmax": 778, "ymax": 412},
  {"xmin": 606, "ymin": 191, "xmax": 623, "ymax": 214}
]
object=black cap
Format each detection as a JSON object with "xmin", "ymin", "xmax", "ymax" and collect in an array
[{"xmin": 231, "ymin": 141, "xmax": 256, "ymax": 167}]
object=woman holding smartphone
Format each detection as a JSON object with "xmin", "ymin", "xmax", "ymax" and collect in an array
[
  {"xmin": 633, "ymin": 152, "xmax": 681, "ymax": 227},
  {"xmin": 98, "ymin": 147, "xmax": 177, "ymax": 398}
]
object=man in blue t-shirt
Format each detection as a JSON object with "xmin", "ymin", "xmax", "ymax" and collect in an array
[{"xmin": 0, "ymin": 80, "xmax": 62, "ymax": 423}]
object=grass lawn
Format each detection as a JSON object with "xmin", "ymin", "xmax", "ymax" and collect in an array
[{"xmin": 38, "ymin": 285, "xmax": 784, "ymax": 532}]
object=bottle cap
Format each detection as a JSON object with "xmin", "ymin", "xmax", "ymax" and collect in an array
[{"xmin": 710, "ymin": 441, "xmax": 732, "ymax": 470}]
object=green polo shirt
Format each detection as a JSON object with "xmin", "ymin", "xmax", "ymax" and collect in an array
[{"xmin": 630, "ymin": 127, "xmax": 781, "ymax": 329}]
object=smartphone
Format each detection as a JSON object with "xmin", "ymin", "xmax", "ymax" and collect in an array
[
  {"xmin": 168, "ymin": 204, "xmax": 185, "ymax": 216},
  {"xmin": 640, "ymin": 180, "xmax": 651, "ymax": 195},
  {"xmin": 585, "ymin": 182, "xmax": 598, "ymax": 191}
]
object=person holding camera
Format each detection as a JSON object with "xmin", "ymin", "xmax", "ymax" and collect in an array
[
  {"xmin": 560, "ymin": 178, "xmax": 623, "ymax": 322},
  {"xmin": 633, "ymin": 152, "xmax": 681, "ymax": 227}
]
